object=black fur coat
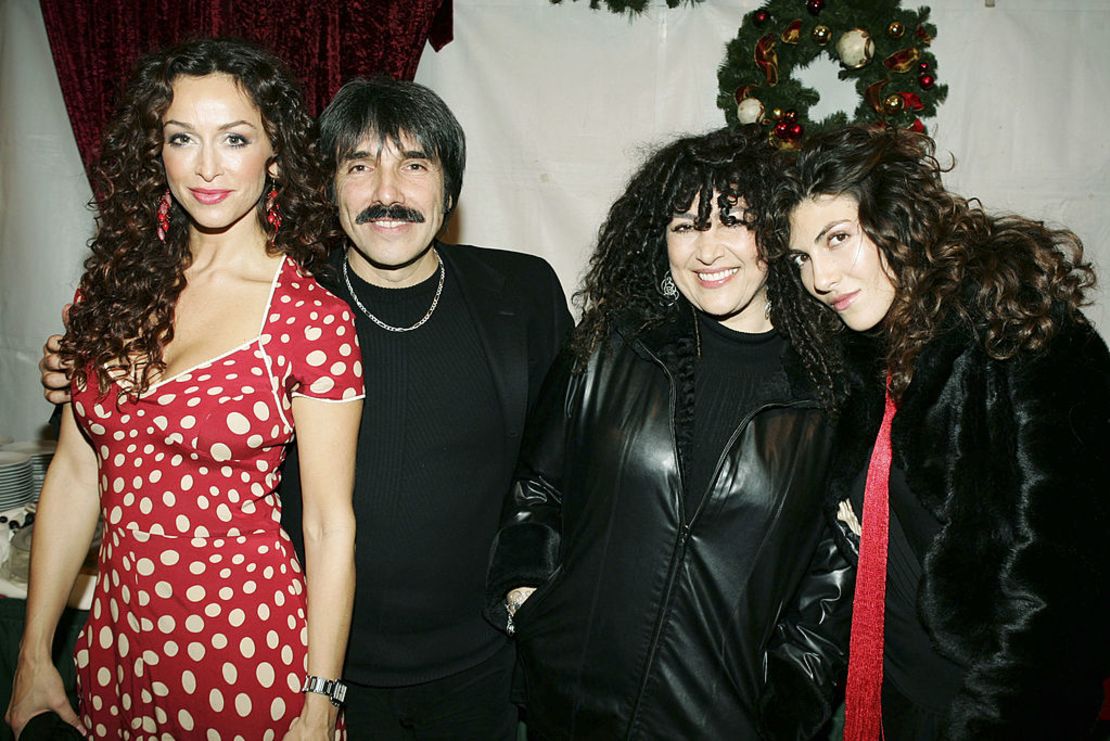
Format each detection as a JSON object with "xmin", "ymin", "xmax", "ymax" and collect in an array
[{"xmin": 827, "ymin": 314, "xmax": 1110, "ymax": 739}]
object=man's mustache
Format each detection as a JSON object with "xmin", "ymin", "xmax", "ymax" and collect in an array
[{"xmin": 354, "ymin": 204, "xmax": 425, "ymax": 225}]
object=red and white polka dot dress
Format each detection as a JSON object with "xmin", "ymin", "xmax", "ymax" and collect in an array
[{"xmin": 70, "ymin": 257, "xmax": 364, "ymax": 739}]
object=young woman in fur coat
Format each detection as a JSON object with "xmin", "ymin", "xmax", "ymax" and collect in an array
[{"xmin": 766, "ymin": 125, "xmax": 1109, "ymax": 740}]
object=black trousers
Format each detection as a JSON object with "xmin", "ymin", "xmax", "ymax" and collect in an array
[{"xmin": 343, "ymin": 642, "xmax": 518, "ymax": 741}]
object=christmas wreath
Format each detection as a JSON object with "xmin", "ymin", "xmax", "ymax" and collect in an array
[{"xmin": 717, "ymin": 0, "xmax": 948, "ymax": 148}]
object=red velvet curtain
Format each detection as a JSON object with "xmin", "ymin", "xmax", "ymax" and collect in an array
[{"xmin": 39, "ymin": 0, "xmax": 453, "ymax": 178}]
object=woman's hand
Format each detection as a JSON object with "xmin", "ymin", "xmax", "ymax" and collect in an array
[
  {"xmin": 281, "ymin": 694, "xmax": 339, "ymax": 740},
  {"xmin": 5, "ymin": 658, "xmax": 82, "ymax": 737},
  {"xmin": 506, "ymin": 586, "xmax": 536, "ymax": 616}
]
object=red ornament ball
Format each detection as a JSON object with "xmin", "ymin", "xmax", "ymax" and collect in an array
[
  {"xmin": 918, "ymin": 61, "xmax": 930, "ymax": 71},
  {"xmin": 918, "ymin": 73, "xmax": 936, "ymax": 90},
  {"xmin": 783, "ymin": 110, "xmax": 798, "ymax": 123},
  {"xmin": 774, "ymin": 120, "xmax": 791, "ymax": 138},
  {"xmin": 806, "ymin": 0, "xmax": 825, "ymax": 15},
  {"xmin": 754, "ymin": 9, "xmax": 771, "ymax": 25},
  {"xmin": 787, "ymin": 122, "xmax": 805, "ymax": 140}
]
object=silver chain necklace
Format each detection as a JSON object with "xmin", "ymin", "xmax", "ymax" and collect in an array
[{"xmin": 342, "ymin": 251, "xmax": 445, "ymax": 333}]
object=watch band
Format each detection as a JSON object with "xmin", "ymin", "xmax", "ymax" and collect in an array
[{"xmin": 301, "ymin": 674, "xmax": 348, "ymax": 706}]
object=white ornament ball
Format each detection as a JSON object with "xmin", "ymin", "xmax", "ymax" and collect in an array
[
  {"xmin": 836, "ymin": 28, "xmax": 875, "ymax": 69},
  {"xmin": 736, "ymin": 97, "xmax": 765, "ymax": 125}
]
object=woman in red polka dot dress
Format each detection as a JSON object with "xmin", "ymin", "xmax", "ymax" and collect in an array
[{"xmin": 5, "ymin": 39, "xmax": 364, "ymax": 740}]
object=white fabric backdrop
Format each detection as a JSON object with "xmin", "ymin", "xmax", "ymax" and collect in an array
[{"xmin": 2, "ymin": 0, "xmax": 1108, "ymax": 439}]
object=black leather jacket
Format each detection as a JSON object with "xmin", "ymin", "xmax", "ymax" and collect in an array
[{"xmin": 486, "ymin": 313, "xmax": 853, "ymax": 740}]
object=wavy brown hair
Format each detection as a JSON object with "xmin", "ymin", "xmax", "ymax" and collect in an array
[
  {"xmin": 572, "ymin": 126, "xmax": 778, "ymax": 363},
  {"xmin": 61, "ymin": 37, "xmax": 338, "ymax": 397},
  {"xmin": 765, "ymin": 125, "xmax": 1095, "ymax": 400}
]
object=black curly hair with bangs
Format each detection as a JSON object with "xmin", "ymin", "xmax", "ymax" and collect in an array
[{"xmin": 571, "ymin": 126, "xmax": 782, "ymax": 364}]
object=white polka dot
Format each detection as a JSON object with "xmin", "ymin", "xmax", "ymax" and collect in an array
[
  {"xmin": 209, "ymin": 688, "xmax": 225, "ymax": 712},
  {"xmin": 212, "ymin": 633, "xmax": 228, "ymax": 650},
  {"xmin": 211, "ymin": 443, "xmax": 232, "ymax": 461},
  {"xmin": 239, "ymin": 636, "xmax": 255, "ymax": 658},
  {"xmin": 188, "ymin": 642, "xmax": 206, "ymax": 661},
  {"xmin": 305, "ymin": 349, "xmax": 327, "ymax": 367},
  {"xmin": 309, "ymin": 375, "xmax": 336, "ymax": 395},
  {"xmin": 270, "ymin": 696, "xmax": 286, "ymax": 722},
  {"xmin": 222, "ymin": 662, "xmax": 238, "ymax": 684},
  {"xmin": 235, "ymin": 692, "xmax": 252, "ymax": 717},
  {"xmin": 256, "ymin": 661, "xmax": 275, "ymax": 688},
  {"xmin": 228, "ymin": 608, "xmax": 246, "ymax": 628},
  {"xmin": 181, "ymin": 415, "xmax": 196, "ymax": 429}
]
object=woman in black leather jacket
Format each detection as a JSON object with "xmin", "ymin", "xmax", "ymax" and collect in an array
[
  {"xmin": 485, "ymin": 127, "xmax": 853, "ymax": 740},
  {"xmin": 767, "ymin": 125, "xmax": 1109, "ymax": 740}
]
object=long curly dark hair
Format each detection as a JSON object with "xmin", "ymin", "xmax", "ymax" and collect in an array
[
  {"xmin": 62, "ymin": 37, "xmax": 337, "ymax": 397},
  {"xmin": 765, "ymin": 125, "xmax": 1095, "ymax": 400},
  {"xmin": 572, "ymin": 126, "xmax": 778, "ymax": 363}
]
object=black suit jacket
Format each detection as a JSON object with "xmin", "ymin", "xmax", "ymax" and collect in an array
[{"xmin": 279, "ymin": 242, "xmax": 573, "ymax": 562}]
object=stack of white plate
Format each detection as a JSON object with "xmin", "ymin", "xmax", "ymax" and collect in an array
[
  {"xmin": 0, "ymin": 452, "xmax": 34, "ymax": 510},
  {"xmin": 1, "ymin": 441, "xmax": 56, "ymax": 497}
]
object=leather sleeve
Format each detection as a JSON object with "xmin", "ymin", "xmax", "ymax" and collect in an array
[
  {"xmin": 484, "ymin": 348, "xmax": 578, "ymax": 631},
  {"xmin": 758, "ymin": 514, "xmax": 855, "ymax": 741}
]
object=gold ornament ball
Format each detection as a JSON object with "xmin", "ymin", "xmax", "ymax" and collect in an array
[
  {"xmin": 770, "ymin": 107, "xmax": 785, "ymax": 120},
  {"xmin": 882, "ymin": 93, "xmax": 905, "ymax": 115},
  {"xmin": 812, "ymin": 24, "xmax": 832, "ymax": 45},
  {"xmin": 887, "ymin": 21, "xmax": 905, "ymax": 39},
  {"xmin": 836, "ymin": 28, "xmax": 875, "ymax": 69}
]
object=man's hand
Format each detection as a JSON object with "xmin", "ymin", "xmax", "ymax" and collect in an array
[
  {"xmin": 41, "ymin": 303, "xmax": 74, "ymax": 404},
  {"xmin": 40, "ymin": 334, "xmax": 73, "ymax": 404}
]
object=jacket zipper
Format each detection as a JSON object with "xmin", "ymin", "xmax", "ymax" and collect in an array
[
  {"xmin": 625, "ymin": 341, "xmax": 818, "ymax": 735},
  {"xmin": 624, "ymin": 353, "xmax": 685, "ymax": 737},
  {"xmin": 686, "ymin": 397, "xmax": 816, "ymax": 527}
]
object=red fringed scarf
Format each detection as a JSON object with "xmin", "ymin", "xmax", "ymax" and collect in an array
[{"xmin": 844, "ymin": 387, "xmax": 897, "ymax": 741}]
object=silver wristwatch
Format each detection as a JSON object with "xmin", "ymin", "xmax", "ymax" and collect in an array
[{"xmin": 301, "ymin": 674, "xmax": 348, "ymax": 706}]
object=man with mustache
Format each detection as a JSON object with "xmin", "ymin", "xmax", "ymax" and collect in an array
[{"xmin": 40, "ymin": 77, "xmax": 572, "ymax": 740}]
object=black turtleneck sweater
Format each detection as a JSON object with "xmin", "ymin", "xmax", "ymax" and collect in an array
[
  {"xmin": 303, "ymin": 253, "xmax": 508, "ymax": 686},
  {"xmin": 685, "ymin": 314, "xmax": 786, "ymax": 516}
]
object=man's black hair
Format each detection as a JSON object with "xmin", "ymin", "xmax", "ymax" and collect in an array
[{"xmin": 318, "ymin": 77, "xmax": 466, "ymax": 219}]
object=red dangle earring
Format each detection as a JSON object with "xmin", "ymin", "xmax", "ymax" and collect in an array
[
  {"xmin": 156, "ymin": 190, "xmax": 172, "ymax": 242},
  {"xmin": 265, "ymin": 186, "xmax": 282, "ymax": 234}
]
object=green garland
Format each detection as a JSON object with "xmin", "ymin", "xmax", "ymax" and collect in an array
[
  {"xmin": 717, "ymin": 0, "xmax": 947, "ymax": 147},
  {"xmin": 550, "ymin": 0, "xmax": 702, "ymax": 14}
]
